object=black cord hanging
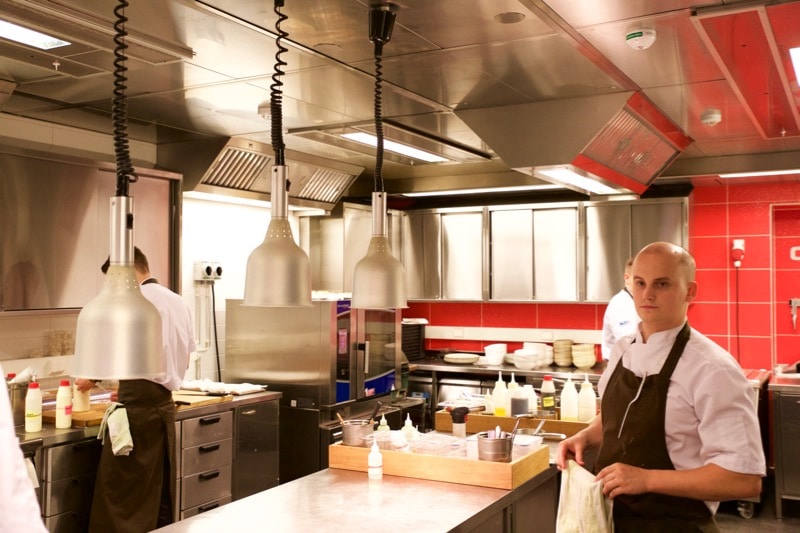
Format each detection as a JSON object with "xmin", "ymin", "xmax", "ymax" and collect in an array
[
  {"xmin": 271, "ymin": 0, "xmax": 288, "ymax": 166},
  {"xmin": 112, "ymin": 0, "xmax": 137, "ymax": 197},
  {"xmin": 369, "ymin": 5, "xmax": 396, "ymax": 193}
]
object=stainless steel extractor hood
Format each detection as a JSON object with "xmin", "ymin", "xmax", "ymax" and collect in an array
[
  {"xmin": 157, "ymin": 137, "xmax": 364, "ymax": 211},
  {"xmin": 456, "ymin": 92, "xmax": 693, "ymax": 196}
]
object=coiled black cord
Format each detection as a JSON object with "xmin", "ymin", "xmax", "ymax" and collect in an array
[
  {"xmin": 112, "ymin": 0, "xmax": 137, "ymax": 196},
  {"xmin": 373, "ymin": 48, "xmax": 384, "ymax": 193},
  {"xmin": 271, "ymin": 0, "xmax": 288, "ymax": 166}
]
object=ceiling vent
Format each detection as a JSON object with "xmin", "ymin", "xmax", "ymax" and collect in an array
[
  {"xmin": 456, "ymin": 92, "xmax": 693, "ymax": 195},
  {"xmin": 157, "ymin": 138, "xmax": 364, "ymax": 211}
]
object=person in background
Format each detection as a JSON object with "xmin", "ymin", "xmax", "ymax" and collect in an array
[
  {"xmin": 556, "ymin": 242, "xmax": 765, "ymax": 532},
  {"xmin": 76, "ymin": 247, "xmax": 196, "ymax": 532},
  {"xmin": 0, "ymin": 364, "xmax": 47, "ymax": 532},
  {"xmin": 601, "ymin": 257, "xmax": 638, "ymax": 360}
]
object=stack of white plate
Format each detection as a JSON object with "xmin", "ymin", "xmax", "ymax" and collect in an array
[
  {"xmin": 484, "ymin": 343, "xmax": 507, "ymax": 366},
  {"xmin": 525, "ymin": 342, "xmax": 554, "ymax": 366},
  {"xmin": 513, "ymin": 348, "xmax": 538, "ymax": 370},
  {"xmin": 571, "ymin": 344, "xmax": 597, "ymax": 369},
  {"xmin": 553, "ymin": 339, "xmax": 574, "ymax": 367}
]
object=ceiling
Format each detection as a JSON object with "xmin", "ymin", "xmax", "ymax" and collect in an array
[{"xmin": 1, "ymin": 0, "xmax": 799, "ymax": 201}]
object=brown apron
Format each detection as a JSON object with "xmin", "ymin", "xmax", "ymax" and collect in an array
[
  {"xmin": 89, "ymin": 379, "xmax": 176, "ymax": 532},
  {"xmin": 595, "ymin": 322, "xmax": 719, "ymax": 533}
]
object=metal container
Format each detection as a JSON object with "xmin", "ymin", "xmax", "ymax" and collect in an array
[
  {"xmin": 476, "ymin": 431, "xmax": 513, "ymax": 462},
  {"xmin": 342, "ymin": 420, "xmax": 373, "ymax": 447},
  {"xmin": 8, "ymin": 382, "xmax": 27, "ymax": 426}
]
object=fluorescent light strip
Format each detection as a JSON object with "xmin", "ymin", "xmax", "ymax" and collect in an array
[
  {"xmin": 719, "ymin": 169, "xmax": 800, "ymax": 178},
  {"xmin": 402, "ymin": 184, "xmax": 561, "ymax": 197},
  {"xmin": 342, "ymin": 132, "xmax": 448, "ymax": 163},
  {"xmin": 791, "ymin": 47, "xmax": 800, "ymax": 84},
  {"xmin": 536, "ymin": 167, "xmax": 618, "ymax": 195},
  {"xmin": 0, "ymin": 20, "xmax": 70, "ymax": 49}
]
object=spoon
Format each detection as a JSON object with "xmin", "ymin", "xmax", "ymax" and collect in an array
[
  {"xmin": 336, "ymin": 412, "xmax": 345, "ymax": 425},
  {"xmin": 533, "ymin": 418, "xmax": 546, "ymax": 435},
  {"xmin": 510, "ymin": 418, "xmax": 522, "ymax": 441},
  {"xmin": 368, "ymin": 401, "xmax": 382, "ymax": 425}
]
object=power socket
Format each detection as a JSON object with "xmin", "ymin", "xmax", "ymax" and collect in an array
[{"xmin": 193, "ymin": 261, "xmax": 223, "ymax": 281}]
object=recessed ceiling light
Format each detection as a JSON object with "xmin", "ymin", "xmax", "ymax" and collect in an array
[
  {"xmin": 718, "ymin": 169, "xmax": 800, "ymax": 178},
  {"xmin": 342, "ymin": 132, "xmax": 448, "ymax": 163},
  {"xmin": 0, "ymin": 20, "xmax": 70, "ymax": 50},
  {"xmin": 494, "ymin": 12, "xmax": 526, "ymax": 24},
  {"xmin": 402, "ymin": 184, "xmax": 561, "ymax": 197},
  {"xmin": 791, "ymin": 47, "xmax": 800, "ymax": 83}
]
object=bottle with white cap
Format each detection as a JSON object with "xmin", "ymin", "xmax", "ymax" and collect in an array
[
  {"xmin": 55, "ymin": 379, "xmax": 73, "ymax": 429},
  {"xmin": 578, "ymin": 374, "xmax": 597, "ymax": 422},
  {"xmin": 560, "ymin": 374, "xmax": 579, "ymax": 422},
  {"xmin": 368, "ymin": 440, "xmax": 383, "ymax": 480},
  {"xmin": 492, "ymin": 372, "xmax": 508, "ymax": 417},
  {"xmin": 24, "ymin": 381, "xmax": 42, "ymax": 433}
]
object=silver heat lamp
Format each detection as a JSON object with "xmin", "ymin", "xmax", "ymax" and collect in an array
[
  {"xmin": 351, "ymin": 3, "xmax": 407, "ymax": 310},
  {"xmin": 73, "ymin": 196, "xmax": 165, "ymax": 380},
  {"xmin": 351, "ymin": 191, "xmax": 407, "ymax": 309},
  {"xmin": 242, "ymin": 165, "xmax": 312, "ymax": 306}
]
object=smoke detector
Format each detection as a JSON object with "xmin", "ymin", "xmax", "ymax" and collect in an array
[
  {"xmin": 700, "ymin": 108, "xmax": 722, "ymax": 126},
  {"xmin": 626, "ymin": 29, "xmax": 656, "ymax": 50}
]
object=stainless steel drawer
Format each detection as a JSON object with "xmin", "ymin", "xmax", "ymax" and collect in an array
[
  {"xmin": 180, "ymin": 495, "xmax": 232, "ymax": 519},
  {"xmin": 43, "ymin": 474, "xmax": 96, "ymax": 516},
  {"xmin": 182, "ymin": 411, "xmax": 233, "ymax": 448},
  {"xmin": 182, "ymin": 438, "xmax": 232, "ymax": 477},
  {"xmin": 181, "ymin": 464, "xmax": 232, "ymax": 510},
  {"xmin": 43, "ymin": 440, "xmax": 102, "ymax": 482}
]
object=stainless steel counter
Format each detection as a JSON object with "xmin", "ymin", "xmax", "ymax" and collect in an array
[
  {"xmin": 154, "ymin": 467, "xmax": 559, "ymax": 533},
  {"xmin": 768, "ymin": 374, "xmax": 800, "ymax": 393},
  {"xmin": 412, "ymin": 360, "xmax": 606, "ymax": 381}
]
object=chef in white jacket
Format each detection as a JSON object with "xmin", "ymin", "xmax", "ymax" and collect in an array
[
  {"xmin": 601, "ymin": 258, "xmax": 638, "ymax": 360},
  {"xmin": 0, "ymin": 363, "xmax": 47, "ymax": 532}
]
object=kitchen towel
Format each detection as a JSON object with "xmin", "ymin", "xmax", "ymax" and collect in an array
[
  {"xmin": 556, "ymin": 459, "xmax": 613, "ymax": 533},
  {"xmin": 98, "ymin": 402, "xmax": 133, "ymax": 456}
]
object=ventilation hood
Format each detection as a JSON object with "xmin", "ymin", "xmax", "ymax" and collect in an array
[
  {"xmin": 456, "ymin": 92, "xmax": 693, "ymax": 196},
  {"xmin": 157, "ymin": 137, "xmax": 364, "ymax": 211}
]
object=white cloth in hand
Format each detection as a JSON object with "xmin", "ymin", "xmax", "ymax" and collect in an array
[{"xmin": 556, "ymin": 459, "xmax": 613, "ymax": 533}]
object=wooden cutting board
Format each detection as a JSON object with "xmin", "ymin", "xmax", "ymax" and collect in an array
[
  {"xmin": 172, "ymin": 391, "xmax": 233, "ymax": 410},
  {"xmin": 43, "ymin": 402, "xmax": 109, "ymax": 427}
]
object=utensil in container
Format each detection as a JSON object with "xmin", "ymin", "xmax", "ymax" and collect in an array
[{"xmin": 476, "ymin": 430, "xmax": 513, "ymax": 462}]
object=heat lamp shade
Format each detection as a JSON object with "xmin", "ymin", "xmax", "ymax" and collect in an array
[
  {"xmin": 351, "ymin": 235, "xmax": 408, "ymax": 309},
  {"xmin": 73, "ymin": 265, "xmax": 165, "ymax": 380},
  {"xmin": 243, "ymin": 218, "xmax": 312, "ymax": 307}
]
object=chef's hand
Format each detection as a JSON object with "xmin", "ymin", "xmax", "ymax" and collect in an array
[
  {"xmin": 595, "ymin": 462, "xmax": 649, "ymax": 498},
  {"xmin": 74, "ymin": 378, "xmax": 96, "ymax": 392},
  {"xmin": 556, "ymin": 433, "xmax": 588, "ymax": 470}
]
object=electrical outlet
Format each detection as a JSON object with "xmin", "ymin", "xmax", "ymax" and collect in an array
[{"xmin": 193, "ymin": 261, "xmax": 223, "ymax": 281}]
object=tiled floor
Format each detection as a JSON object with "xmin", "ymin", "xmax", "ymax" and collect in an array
[{"xmin": 716, "ymin": 479, "xmax": 800, "ymax": 532}]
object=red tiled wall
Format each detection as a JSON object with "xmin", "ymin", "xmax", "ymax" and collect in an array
[{"xmin": 402, "ymin": 182, "xmax": 800, "ymax": 370}]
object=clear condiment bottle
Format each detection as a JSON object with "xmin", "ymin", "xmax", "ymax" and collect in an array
[
  {"xmin": 523, "ymin": 384, "xmax": 538, "ymax": 411},
  {"xmin": 540, "ymin": 375, "xmax": 556, "ymax": 413},
  {"xmin": 368, "ymin": 440, "xmax": 383, "ymax": 480},
  {"xmin": 377, "ymin": 414, "xmax": 390, "ymax": 432},
  {"xmin": 55, "ymin": 379, "xmax": 73, "ymax": 429},
  {"xmin": 492, "ymin": 372, "xmax": 508, "ymax": 417},
  {"xmin": 510, "ymin": 387, "xmax": 529, "ymax": 416},
  {"xmin": 25, "ymin": 381, "xmax": 42, "ymax": 433},
  {"xmin": 578, "ymin": 374, "xmax": 597, "ymax": 422},
  {"xmin": 560, "ymin": 374, "xmax": 579, "ymax": 421}
]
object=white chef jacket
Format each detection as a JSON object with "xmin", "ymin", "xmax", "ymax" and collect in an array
[
  {"xmin": 601, "ymin": 288, "xmax": 638, "ymax": 360},
  {"xmin": 0, "ymin": 364, "xmax": 47, "ymax": 532},
  {"xmin": 140, "ymin": 281, "xmax": 196, "ymax": 391},
  {"xmin": 599, "ymin": 323, "xmax": 766, "ymax": 513}
]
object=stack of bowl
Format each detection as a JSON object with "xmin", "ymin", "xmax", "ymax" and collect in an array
[
  {"xmin": 513, "ymin": 348, "xmax": 537, "ymax": 370},
  {"xmin": 571, "ymin": 343, "xmax": 597, "ymax": 369},
  {"xmin": 553, "ymin": 339, "xmax": 574, "ymax": 367},
  {"xmin": 484, "ymin": 343, "xmax": 507, "ymax": 366}
]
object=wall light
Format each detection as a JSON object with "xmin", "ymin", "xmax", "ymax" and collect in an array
[
  {"xmin": 791, "ymin": 47, "xmax": 800, "ymax": 82},
  {"xmin": 719, "ymin": 169, "xmax": 800, "ymax": 178},
  {"xmin": 534, "ymin": 166, "xmax": 619, "ymax": 195}
]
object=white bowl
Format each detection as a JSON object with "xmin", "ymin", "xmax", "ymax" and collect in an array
[
  {"xmin": 484, "ymin": 343, "xmax": 507, "ymax": 365},
  {"xmin": 514, "ymin": 357, "xmax": 536, "ymax": 371},
  {"xmin": 485, "ymin": 351, "xmax": 505, "ymax": 366}
]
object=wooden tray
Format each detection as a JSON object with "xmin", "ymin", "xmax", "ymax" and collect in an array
[
  {"xmin": 435, "ymin": 411, "xmax": 589, "ymax": 437},
  {"xmin": 328, "ymin": 439, "xmax": 549, "ymax": 490},
  {"xmin": 43, "ymin": 402, "xmax": 110, "ymax": 427}
]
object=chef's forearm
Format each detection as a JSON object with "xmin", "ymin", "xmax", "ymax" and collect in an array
[{"xmin": 643, "ymin": 463, "xmax": 761, "ymax": 501}]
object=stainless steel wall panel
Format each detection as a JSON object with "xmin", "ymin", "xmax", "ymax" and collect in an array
[
  {"xmin": 585, "ymin": 204, "xmax": 631, "ymax": 301},
  {"xmin": 534, "ymin": 208, "xmax": 579, "ymax": 301},
  {"xmin": 402, "ymin": 213, "xmax": 441, "ymax": 299},
  {"xmin": 491, "ymin": 209, "xmax": 533, "ymax": 300},
  {"xmin": 442, "ymin": 211, "xmax": 483, "ymax": 300},
  {"xmin": 631, "ymin": 201, "xmax": 685, "ymax": 253}
]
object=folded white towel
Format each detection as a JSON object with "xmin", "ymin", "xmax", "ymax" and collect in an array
[
  {"xmin": 556, "ymin": 460, "xmax": 613, "ymax": 533},
  {"xmin": 98, "ymin": 402, "xmax": 133, "ymax": 456}
]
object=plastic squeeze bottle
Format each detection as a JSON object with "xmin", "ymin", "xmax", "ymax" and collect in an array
[
  {"xmin": 73, "ymin": 382, "xmax": 91, "ymax": 413},
  {"xmin": 540, "ymin": 375, "xmax": 556, "ymax": 413},
  {"xmin": 560, "ymin": 374, "xmax": 579, "ymax": 421},
  {"xmin": 55, "ymin": 379, "xmax": 73, "ymax": 429},
  {"xmin": 25, "ymin": 381, "xmax": 42, "ymax": 433},
  {"xmin": 578, "ymin": 374, "xmax": 597, "ymax": 422},
  {"xmin": 377, "ymin": 414, "xmax": 390, "ymax": 432},
  {"xmin": 368, "ymin": 441, "xmax": 383, "ymax": 480},
  {"xmin": 510, "ymin": 387, "xmax": 529, "ymax": 416},
  {"xmin": 492, "ymin": 372, "xmax": 508, "ymax": 417}
]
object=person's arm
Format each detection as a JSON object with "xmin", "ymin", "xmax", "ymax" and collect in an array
[
  {"xmin": 555, "ymin": 414, "xmax": 603, "ymax": 470},
  {"xmin": 74, "ymin": 378, "xmax": 97, "ymax": 392},
  {"xmin": 595, "ymin": 462, "xmax": 761, "ymax": 501}
]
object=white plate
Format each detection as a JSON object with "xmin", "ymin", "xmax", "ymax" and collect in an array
[{"xmin": 443, "ymin": 353, "xmax": 480, "ymax": 364}]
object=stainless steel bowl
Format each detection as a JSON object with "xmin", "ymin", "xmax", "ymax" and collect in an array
[{"xmin": 342, "ymin": 419, "xmax": 374, "ymax": 447}]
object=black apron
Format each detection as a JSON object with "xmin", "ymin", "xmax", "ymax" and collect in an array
[
  {"xmin": 595, "ymin": 322, "xmax": 719, "ymax": 533},
  {"xmin": 89, "ymin": 379, "xmax": 176, "ymax": 532}
]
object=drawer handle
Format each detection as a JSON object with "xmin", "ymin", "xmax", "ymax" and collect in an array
[
  {"xmin": 241, "ymin": 409, "xmax": 257, "ymax": 416},
  {"xmin": 199, "ymin": 415, "xmax": 222, "ymax": 425},
  {"xmin": 199, "ymin": 443, "xmax": 221, "ymax": 453},
  {"xmin": 198, "ymin": 502, "xmax": 220, "ymax": 513},
  {"xmin": 199, "ymin": 470, "xmax": 220, "ymax": 481}
]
